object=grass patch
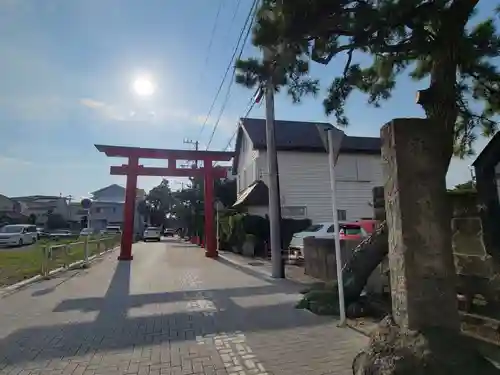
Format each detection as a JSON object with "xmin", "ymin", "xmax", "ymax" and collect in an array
[
  {"xmin": 296, "ymin": 281, "xmax": 341, "ymax": 315},
  {"xmin": 0, "ymin": 236, "xmax": 121, "ymax": 287}
]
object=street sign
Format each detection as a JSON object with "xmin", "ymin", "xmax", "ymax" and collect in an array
[
  {"xmin": 315, "ymin": 124, "xmax": 345, "ymax": 163},
  {"xmin": 81, "ymin": 198, "xmax": 92, "ymax": 210}
]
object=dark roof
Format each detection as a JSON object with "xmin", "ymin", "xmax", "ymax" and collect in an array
[
  {"xmin": 472, "ymin": 132, "xmax": 500, "ymax": 169},
  {"xmin": 10, "ymin": 195, "xmax": 62, "ymax": 201},
  {"xmin": 233, "ymin": 118, "xmax": 381, "ymax": 173},
  {"xmin": 233, "ymin": 180, "xmax": 269, "ymax": 207},
  {"xmin": 91, "ymin": 184, "xmax": 124, "ymax": 195},
  {"xmin": 91, "ymin": 184, "xmax": 145, "ymax": 196}
]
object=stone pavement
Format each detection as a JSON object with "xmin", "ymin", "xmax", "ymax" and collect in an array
[{"xmin": 0, "ymin": 239, "xmax": 367, "ymax": 375}]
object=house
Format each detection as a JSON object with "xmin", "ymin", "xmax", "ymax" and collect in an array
[
  {"xmin": 0, "ymin": 194, "xmax": 17, "ymax": 213},
  {"xmin": 473, "ymin": 132, "xmax": 500, "ymax": 201},
  {"xmin": 232, "ymin": 118, "xmax": 382, "ymax": 223},
  {"xmin": 70, "ymin": 184, "xmax": 146, "ymax": 233},
  {"xmin": 9, "ymin": 195, "xmax": 70, "ymax": 225},
  {"xmin": 472, "ymin": 132, "xmax": 500, "ymax": 258},
  {"xmin": 0, "ymin": 194, "xmax": 28, "ymax": 225}
]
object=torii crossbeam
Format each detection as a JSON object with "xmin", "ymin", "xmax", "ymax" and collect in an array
[{"xmin": 95, "ymin": 144, "xmax": 233, "ymax": 260}]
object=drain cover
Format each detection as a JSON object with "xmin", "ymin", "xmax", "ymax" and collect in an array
[{"xmin": 247, "ymin": 261, "xmax": 264, "ymax": 266}]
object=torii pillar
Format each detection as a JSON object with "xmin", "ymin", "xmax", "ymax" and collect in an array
[{"xmin": 95, "ymin": 144, "xmax": 233, "ymax": 261}]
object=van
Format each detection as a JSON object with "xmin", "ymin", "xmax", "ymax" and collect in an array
[
  {"xmin": 104, "ymin": 226, "xmax": 122, "ymax": 235},
  {"xmin": 0, "ymin": 224, "xmax": 38, "ymax": 247}
]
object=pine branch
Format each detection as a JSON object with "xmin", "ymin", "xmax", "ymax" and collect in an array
[{"xmin": 236, "ymin": 0, "xmax": 500, "ymax": 157}]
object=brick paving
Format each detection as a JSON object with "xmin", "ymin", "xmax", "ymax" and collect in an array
[{"xmin": 0, "ymin": 239, "xmax": 367, "ymax": 375}]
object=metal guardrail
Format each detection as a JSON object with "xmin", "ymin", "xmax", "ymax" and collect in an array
[{"xmin": 41, "ymin": 235, "xmax": 120, "ymax": 278}]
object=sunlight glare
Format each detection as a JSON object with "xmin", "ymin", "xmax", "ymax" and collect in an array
[{"xmin": 132, "ymin": 76, "xmax": 155, "ymax": 97}]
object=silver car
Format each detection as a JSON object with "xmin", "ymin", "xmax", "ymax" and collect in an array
[{"xmin": 143, "ymin": 227, "xmax": 161, "ymax": 242}]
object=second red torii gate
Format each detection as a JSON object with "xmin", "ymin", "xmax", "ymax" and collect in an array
[{"xmin": 95, "ymin": 144, "xmax": 234, "ymax": 260}]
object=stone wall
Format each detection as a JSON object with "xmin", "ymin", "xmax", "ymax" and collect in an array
[
  {"xmin": 375, "ymin": 187, "xmax": 500, "ymax": 307},
  {"xmin": 302, "ymin": 188, "xmax": 500, "ymax": 304},
  {"xmin": 303, "ymin": 237, "xmax": 386, "ymax": 294},
  {"xmin": 450, "ymin": 191, "xmax": 491, "ymax": 275}
]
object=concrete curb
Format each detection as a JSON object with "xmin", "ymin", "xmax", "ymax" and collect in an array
[
  {"xmin": 217, "ymin": 252, "xmax": 276, "ymax": 282},
  {"xmin": 218, "ymin": 252, "xmax": 374, "ymax": 336},
  {"xmin": 0, "ymin": 245, "xmax": 120, "ymax": 298},
  {"xmin": 217, "ymin": 253, "xmax": 342, "ymax": 317}
]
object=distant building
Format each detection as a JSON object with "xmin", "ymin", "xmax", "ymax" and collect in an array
[
  {"xmin": 0, "ymin": 194, "xmax": 28, "ymax": 225},
  {"xmin": 70, "ymin": 184, "xmax": 145, "ymax": 233},
  {"xmin": 9, "ymin": 195, "xmax": 70, "ymax": 225},
  {"xmin": 0, "ymin": 194, "xmax": 17, "ymax": 212}
]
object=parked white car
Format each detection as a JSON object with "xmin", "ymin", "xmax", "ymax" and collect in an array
[
  {"xmin": 143, "ymin": 227, "xmax": 161, "ymax": 242},
  {"xmin": 289, "ymin": 222, "xmax": 368, "ymax": 256},
  {"xmin": 79, "ymin": 228, "xmax": 94, "ymax": 237},
  {"xmin": 0, "ymin": 224, "xmax": 38, "ymax": 247},
  {"xmin": 101, "ymin": 226, "xmax": 122, "ymax": 235},
  {"xmin": 289, "ymin": 223, "xmax": 335, "ymax": 251}
]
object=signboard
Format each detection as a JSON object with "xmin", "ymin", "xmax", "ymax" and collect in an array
[
  {"xmin": 315, "ymin": 123, "xmax": 345, "ymax": 164},
  {"xmin": 81, "ymin": 198, "xmax": 92, "ymax": 210}
]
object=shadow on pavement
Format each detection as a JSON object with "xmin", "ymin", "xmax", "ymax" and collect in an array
[{"xmin": 0, "ymin": 246, "xmax": 330, "ymax": 365}]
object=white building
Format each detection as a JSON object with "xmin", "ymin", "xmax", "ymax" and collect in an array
[
  {"xmin": 10, "ymin": 195, "xmax": 70, "ymax": 224},
  {"xmin": 0, "ymin": 194, "xmax": 28, "ymax": 224},
  {"xmin": 70, "ymin": 184, "xmax": 145, "ymax": 233},
  {"xmin": 0, "ymin": 194, "xmax": 17, "ymax": 213},
  {"xmin": 232, "ymin": 118, "xmax": 383, "ymax": 223}
]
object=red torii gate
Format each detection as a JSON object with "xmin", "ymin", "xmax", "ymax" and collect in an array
[{"xmin": 95, "ymin": 144, "xmax": 234, "ymax": 260}]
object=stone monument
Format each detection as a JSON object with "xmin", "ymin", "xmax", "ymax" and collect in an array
[
  {"xmin": 353, "ymin": 119, "xmax": 498, "ymax": 375},
  {"xmin": 381, "ymin": 118, "xmax": 459, "ymax": 331}
]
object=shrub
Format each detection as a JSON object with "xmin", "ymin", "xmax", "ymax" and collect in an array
[
  {"xmin": 220, "ymin": 213, "xmax": 312, "ymax": 253},
  {"xmin": 280, "ymin": 218, "xmax": 311, "ymax": 249}
]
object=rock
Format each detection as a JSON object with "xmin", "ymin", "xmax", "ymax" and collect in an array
[{"xmin": 353, "ymin": 316, "xmax": 500, "ymax": 375}]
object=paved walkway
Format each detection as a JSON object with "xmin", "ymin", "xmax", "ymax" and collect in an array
[{"xmin": 0, "ymin": 239, "xmax": 367, "ymax": 375}]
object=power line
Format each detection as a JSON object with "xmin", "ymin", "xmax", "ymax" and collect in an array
[
  {"xmin": 198, "ymin": 0, "xmax": 225, "ymax": 86},
  {"xmin": 227, "ymin": 0, "xmax": 243, "ymax": 35},
  {"xmin": 205, "ymin": 0, "xmax": 259, "ymax": 150},
  {"xmin": 222, "ymin": 88, "xmax": 261, "ymax": 152},
  {"xmin": 197, "ymin": 0, "xmax": 259, "ymax": 140},
  {"xmin": 212, "ymin": 89, "xmax": 260, "ymax": 168}
]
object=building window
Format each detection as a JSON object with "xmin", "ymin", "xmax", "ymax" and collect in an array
[
  {"xmin": 338, "ymin": 210, "xmax": 347, "ymax": 221},
  {"xmin": 282, "ymin": 206, "xmax": 307, "ymax": 218},
  {"xmin": 94, "ymin": 207, "xmax": 102, "ymax": 214}
]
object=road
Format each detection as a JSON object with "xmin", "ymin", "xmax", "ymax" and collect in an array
[{"xmin": 0, "ymin": 238, "xmax": 367, "ymax": 375}]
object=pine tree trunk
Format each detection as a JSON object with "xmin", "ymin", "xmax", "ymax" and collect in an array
[{"xmin": 342, "ymin": 221, "xmax": 388, "ymax": 305}]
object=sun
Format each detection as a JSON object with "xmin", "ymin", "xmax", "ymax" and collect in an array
[{"xmin": 132, "ymin": 76, "xmax": 155, "ymax": 97}]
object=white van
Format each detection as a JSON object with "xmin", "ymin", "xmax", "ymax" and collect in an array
[{"xmin": 0, "ymin": 224, "xmax": 38, "ymax": 247}]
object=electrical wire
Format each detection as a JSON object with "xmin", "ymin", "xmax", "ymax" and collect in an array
[
  {"xmin": 197, "ymin": 0, "xmax": 259, "ymax": 140},
  {"xmin": 197, "ymin": 0, "xmax": 225, "ymax": 86},
  {"xmin": 212, "ymin": 89, "xmax": 260, "ymax": 168},
  {"xmin": 205, "ymin": 0, "xmax": 259, "ymax": 150},
  {"xmin": 222, "ymin": 88, "xmax": 260, "ymax": 152},
  {"xmin": 227, "ymin": 0, "xmax": 243, "ymax": 36}
]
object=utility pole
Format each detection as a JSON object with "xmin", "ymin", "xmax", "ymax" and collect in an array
[
  {"xmin": 184, "ymin": 139, "xmax": 199, "ymax": 169},
  {"xmin": 264, "ymin": 47, "xmax": 284, "ymax": 278},
  {"xmin": 67, "ymin": 195, "xmax": 73, "ymax": 223},
  {"xmin": 184, "ymin": 138, "xmax": 201, "ymax": 240}
]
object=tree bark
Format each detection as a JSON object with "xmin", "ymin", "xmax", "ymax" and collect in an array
[{"xmin": 341, "ymin": 221, "xmax": 388, "ymax": 305}]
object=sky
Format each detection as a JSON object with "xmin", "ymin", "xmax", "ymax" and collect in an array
[{"xmin": 0, "ymin": 0, "xmax": 496, "ymax": 199}]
